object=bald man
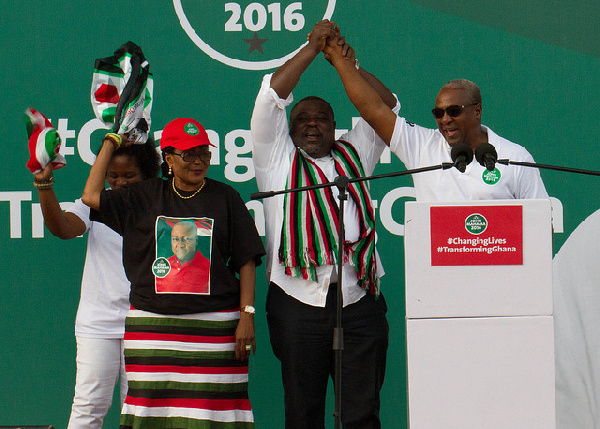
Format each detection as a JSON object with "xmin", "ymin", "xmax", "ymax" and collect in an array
[
  {"xmin": 157, "ymin": 220, "xmax": 210, "ymax": 294},
  {"xmin": 324, "ymin": 37, "xmax": 548, "ymax": 202}
]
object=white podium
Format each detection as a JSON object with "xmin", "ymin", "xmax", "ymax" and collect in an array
[{"xmin": 404, "ymin": 199, "xmax": 555, "ymax": 429}]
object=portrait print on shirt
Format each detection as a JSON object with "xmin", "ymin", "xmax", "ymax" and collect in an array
[{"xmin": 153, "ymin": 216, "xmax": 213, "ymax": 295}]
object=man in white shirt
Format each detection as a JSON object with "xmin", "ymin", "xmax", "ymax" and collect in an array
[
  {"xmin": 250, "ymin": 20, "xmax": 398, "ymax": 428},
  {"xmin": 323, "ymin": 36, "xmax": 548, "ymax": 201}
]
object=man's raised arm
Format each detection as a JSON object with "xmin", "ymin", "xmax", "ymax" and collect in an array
[
  {"xmin": 270, "ymin": 19, "xmax": 340, "ymax": 99},
  {"xmin": 326, "ymin": 41, "xmax": 397, "ymax": 111},
  {"xmin": 324, "ymin": 37, "xmax": 397, "ymax": 145}
]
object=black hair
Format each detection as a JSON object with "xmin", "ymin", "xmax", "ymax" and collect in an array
[
  {"xmin": 290, "ymin": 96, "xmax": 335, "ymax": 122},
  {"xmin": 113, "ymin": 138, "xmax": 161, "ymax": 179}
]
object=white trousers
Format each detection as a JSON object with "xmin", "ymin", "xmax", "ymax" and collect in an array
[{"xmin": 67, "ymin": 336, "xmax": 127, "ymax": 429}]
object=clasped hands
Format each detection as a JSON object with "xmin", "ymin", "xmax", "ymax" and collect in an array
[{"xmin": 307, "ymin": 19, "xmax": 355, "ymax": 65}]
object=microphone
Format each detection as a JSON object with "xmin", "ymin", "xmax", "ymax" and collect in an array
[
  {"xmin": 475, "ymin": 142, "xmax": 498, "ymax": 172},
  {"xmin": 450, "ymin": 143, "xmax": 474, "ymax": 173},
  {"xmin": 250, "ymin": 190, "xmax": 278, "ymax": 200}
]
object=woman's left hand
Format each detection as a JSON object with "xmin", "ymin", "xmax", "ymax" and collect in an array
[{"xmin": 235, "ymin": 313, "xmax": 256, "ymax": 361}]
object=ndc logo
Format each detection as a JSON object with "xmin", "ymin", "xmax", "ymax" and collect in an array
[
  {"xmin": 173, "ymin": 0, "xmax": 337, "ymax": 70},
  {"xmin": 465, "ymin": 213, "xmax": 487, "ymax": 235},
  {"xmin": 185, "ymin": 123, "xmax": 199, "ymax": 135},
  {"xmin": 482, "ymin": 168, "xmax": 501, "ymax": 185}
]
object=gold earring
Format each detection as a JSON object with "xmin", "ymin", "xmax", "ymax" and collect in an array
[{"xmin": 168, "ymin": 166, "xmax": 173, "ymax": 175}]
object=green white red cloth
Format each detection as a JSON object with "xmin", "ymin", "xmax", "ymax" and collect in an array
[
  {"xmin": 279, "ymin": 141, "xmax": 380, "ymax": 295},
  {"xmin": 121, "ymin": 307, "xmax": 254, "ymax": 427},
  {"xmin": 91, "ymin": 41, "xmax": 153, "ymax": 144},
  {"xmin": 24, "ymin": 107, "xmax": 65, "ymax": 174}
]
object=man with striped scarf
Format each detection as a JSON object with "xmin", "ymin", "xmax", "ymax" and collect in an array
[{"xmin": 250, "ymin": 20, "xmax": 399, "ymax": 428}]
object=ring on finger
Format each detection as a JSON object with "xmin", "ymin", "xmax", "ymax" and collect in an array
[{"xmin": 245, "ymin": 344, "xmax": 252, "ymax": 351}]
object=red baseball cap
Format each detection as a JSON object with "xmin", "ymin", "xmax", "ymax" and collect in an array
[{"xmin": 159, "ymin": 118, "xmax": 214, "ymax": 151}]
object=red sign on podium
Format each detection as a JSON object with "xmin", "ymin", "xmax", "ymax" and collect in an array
[{"xmin": 430, "ymin": 205, "xmax": 523, "ymax": 266}]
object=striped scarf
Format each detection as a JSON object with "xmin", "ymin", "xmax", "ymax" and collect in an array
[{"xmin": 279, "ymin": 140, "xmax": 379, "ymax": 295}]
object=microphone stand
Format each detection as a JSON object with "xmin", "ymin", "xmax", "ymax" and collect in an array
[
  {"xmin": 496, "ymin": 159, "xmax": 600, "ymax": 176},
  {"xmin": 250, "ymin": 163, "xmax": 454, "ymax": 200},
  {"xmin": 333, "ymin": 176, "xmax": 347, "ymax": 427},
  {"xmin": 252, "ymin": 151, "xmax": 597, "ymax": 428},
  {"xmin": 251, "ymin": 161, "xmax": 454, "ymax": 429}
]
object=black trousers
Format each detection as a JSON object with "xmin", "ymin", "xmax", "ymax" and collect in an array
[{"xmin": 266, "ymin": 282, "xmax": 389, "ymax": 429}]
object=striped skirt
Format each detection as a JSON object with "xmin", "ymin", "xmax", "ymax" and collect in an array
[{"xmin": 120, "ymin": 307, "xmax": 254, "ymax": 428}]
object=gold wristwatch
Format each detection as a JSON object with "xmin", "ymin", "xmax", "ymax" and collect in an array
[{"xmin": 242, "ymin": 305, "xmax": 256, "ymax": 315}]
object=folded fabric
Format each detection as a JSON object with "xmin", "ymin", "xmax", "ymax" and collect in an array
[
  {"xmin": 91, "ymin": 41, "xmax": 153, "ymax": 144},
  {"xmin": 24, "ymin": 107, "xmax": 66, "ymax": 174}
]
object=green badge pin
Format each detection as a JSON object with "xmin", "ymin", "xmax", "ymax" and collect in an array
[
  {"xmin": 152, "ymin": 257, "xmax": 171, "ymax": 278},
  {"xmin": 482, "ymin": 168, "xmax": 501, "ymax": 185}
]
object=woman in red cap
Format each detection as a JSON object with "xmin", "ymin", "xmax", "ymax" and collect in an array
[{"xmin": 82, "ymin": 118, "xmax": 265, "ymax": 428}]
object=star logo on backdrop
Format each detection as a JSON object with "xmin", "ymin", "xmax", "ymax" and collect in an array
[
  {"xmin": 244, "ymin": 32, "xmax": 268, "ymax": 54},
  {"xmin": 174, "ymin": 0, "xmax": 337, "ymax": 69}
]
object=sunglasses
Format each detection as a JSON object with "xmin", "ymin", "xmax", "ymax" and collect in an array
[
  {"xmin": 432, "ymin": 103, "xmax": 478, "ymax": 119},
  {"xmin": 172, "ymin": 150, "xmax": 212, "ymax": 163}
]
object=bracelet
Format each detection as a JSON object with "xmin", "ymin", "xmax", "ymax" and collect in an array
[
  {"xmin": 34, "ymin": 176, "xmax": 54, "ymax": 190},
  {"xmin": 104, "ymin": 132, "xmax": 122, "ymax": 149}
]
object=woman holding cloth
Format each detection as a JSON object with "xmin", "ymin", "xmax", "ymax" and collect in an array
[
  {"xmin": 82, "ymin": 118, "xmax": 265, "ymax": 428},
  {"xmin": 33, "ymin": 139, "xmax": 159, "ymax": 428}
]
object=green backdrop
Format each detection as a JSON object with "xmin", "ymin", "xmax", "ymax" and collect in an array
[{"xmin": 1, "ymin": 1, "xmax": 599, "ymax": 427}]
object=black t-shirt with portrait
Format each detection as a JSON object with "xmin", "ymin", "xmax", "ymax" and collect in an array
[{"xmin": 91, "ymin": 177, "xmax": 265, "ymax": 315}]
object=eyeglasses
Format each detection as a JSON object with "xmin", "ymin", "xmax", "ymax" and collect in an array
[
  {"xmin": 432, "ymin": 103, "xmax": 478, "ymax": 119},
  {"xmin": 172, "ymin": 150, "xmax": 212, "ymax": 163},
  {"xmin": 172, "ymin": 236, "xmax": 194, "ymax": 244}
]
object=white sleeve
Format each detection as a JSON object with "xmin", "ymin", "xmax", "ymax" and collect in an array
[
  {"xmin": 250, "ymin": 74, "xmax": 295, "ymax": 191},
  {"xmin": 514, "ymin": 149, "xmax": 549, "ymax": 199},
  {"xmin": 341, "ymin": 95, "xmax": 402, "ymax": 175},
  {"xmin": 390, "ymin": 115, "xmax": 441, "ymax": 170},
  {"xmin": 65, "ymin": 198, "xmax": 92, "ymax": 232}
]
